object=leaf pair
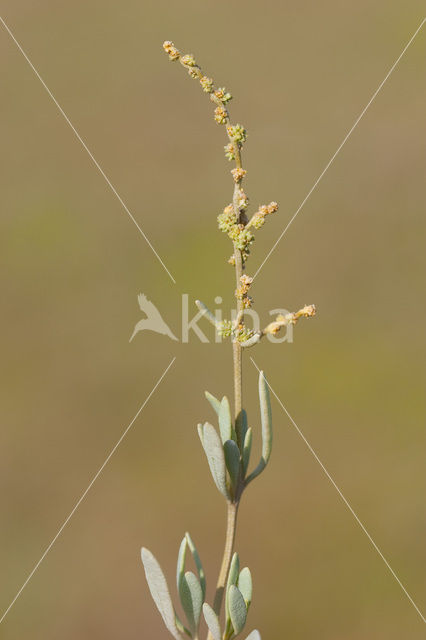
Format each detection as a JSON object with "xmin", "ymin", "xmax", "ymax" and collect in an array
[
  {"xmin": 141, "ymin": 532, "xmax": 205, "ymax": 639},
  {"xmin": 223, "ymin": 553, "xmax": 253, "ymax": 638},
  {"xmin": 202, "ymin": 391, "xmax": 243, "ymax": 500},
  {"xmin": 203, "ymin": 371, "xmax": 273, "ymax": 497},
  {"xmin": 177, "ymin": 532, "xmax": 206, "ymax": 636}
]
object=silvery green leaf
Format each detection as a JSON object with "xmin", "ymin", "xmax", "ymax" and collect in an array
[
  {"xmin": 245, "ymin": 631, "xmax": 261, "ymax": 640},
  {"xmin": 242, "ymin": 428, "xmax": 252, "ymax": 475},
  {"xmin": 224, "ymin": 440, "xmax": 240, "ymax": 491},
  {"xmin": 228, "ymin": 585, "xmax": 247, "ymax": 635},
  {"xmin": 259, "ymin": 371, "xmax": 272, "ymax": 465},
  {"xmin": 225, "ymin": 552, "xmax": 240, "ymax": 621},
  {"xmin": 176, "ymin": 537, "xmax": 188, "ymax": 593},
  {"xmin": 141, "ymin": 548, "xmax": 182, "ymax": 640},
  {"xmin": 239, "ymin": 408, "xmax": 248, "ymax": 445},
  {"xmin": 227, "ymin": 552, "xmax": 240, "ymax": 588},
  {"xmin": 179, "ymin": 571, "xmax": 203, "ymax": 636},
  {"xmin": 218, "ymin": 396, "xmax": 232, "ymax": 444},
  {"xmin": 199, "ymin": 422, "xmax": 229, "ymax": 498},
  {"xmin": 205, "ymin": 390, "xmax": 221, "ymax": 416},
  {"xmin": 238, "ymin": 567, "xmax": 252, "ymax": 608},
  {"xmin": 185, "ymin": 532, "xmax": 206, "ymax": 598},
  {"xmin": 246, "ymin": 371, "xmax": 273, "ymax": 485},
  {"xmin": 202, "ymin": 603, "xmax": 221, "ymax": 640}
]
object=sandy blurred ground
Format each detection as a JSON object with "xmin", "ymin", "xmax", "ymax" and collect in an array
[{"xmin": 0, "ymin": 1, "xmax": 425, "ymax": 638}]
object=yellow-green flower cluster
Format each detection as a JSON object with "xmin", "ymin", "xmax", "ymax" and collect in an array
[
  {"xmin": 225, "ymin": 124, "xmax": 247, "ymax": 161},
  {"xmin": 217, "ymin": 319, "xmax": 233, "ymax": 338},
  {"xmin": 227, "ymin": 124, "xmax": 247, "ymax": 145},
  {"xmin": 229, "ymin": 227, "xmax": 254, "ymax": 256},
  {"xmin": 217, "ymin": 204, "xmax": 237, "ymax": 232},
  {"xmin": 249, "ymin": 201, "xmax": 279, "ymax": 229}
]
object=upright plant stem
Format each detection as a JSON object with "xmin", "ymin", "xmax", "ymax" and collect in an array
[
  {"xmin": 207, "ymin": 247, "xmax": 244, "ymax": 640},
  {"xmin": 207, "ymin": 67, "xmax": 246, "ymax": 639},
  {"xmin": 211, "ymin": 500, "xmax": 239, "ymax": 615}
]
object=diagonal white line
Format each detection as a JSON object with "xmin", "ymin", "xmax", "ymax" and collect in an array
[
  {"xmin": 253, "ymin": 17, "xmax": 426, "ymax": 281},
  {"xmin": 0, "ymin": 356, "xmax": 176, "ymax": 625},
  {"xmin": 0, "ymin": 16, "xmax": 176, "ymax": 285},
  {"xmin": 250, "ymin": 357, "xmax": 426, "ymax": 624}
]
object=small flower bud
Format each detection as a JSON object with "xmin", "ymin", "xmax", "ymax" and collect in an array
[
  {"xmin": 187, "ymin": 67, "xmax": 200, "ymax": 78},
  {"xmin": 238, "ymin": 189, "xmax": 249, "ymax": 211},
  {"xmin": 181, "ymin": 53, "xmax": 196, "ymax": 66},
  {"xmin": 231, "ymin": 168, "xmax": 247, "ymax": 183},
  {"xmin": 227, "ymin": 124, "xmax": 247, "ymax": 145},
  {"xmin": 224, "ymin": 143, "xmax": 235, "ymax": 161},
  {"xmin": 200, "ymin": 76, "xmax": 214, "ymax": 93},
  {"xmin": 214, "ymin": 88, "xmax": 232, "ymax": 103},
  {"xmin": 163, "ymin": 41, "xmax": 180, "ymax": 61},
  {"xmin": 214, "ymin": 106, "xmax": 228, "ymax": 124},
  {"xmin": 240, "ymin": 274, "xmax": 253, "ymax": 288}
]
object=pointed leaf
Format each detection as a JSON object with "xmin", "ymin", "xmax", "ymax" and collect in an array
[
  {"xmin": 176, "ymin": 537, "xmax": 188, "ymax": 593},
  {"xmin": 141, "ymin": 548, "xmax": 181, "ymax": 640},
  {"xmin": 219, "ymin": 396, "xmax": 232, "ymax": 444},
  {"xmin": 245, "ymin": 632, "xmax": 261, "ymax": 640},
  {"xmin": 185, "ymin": 532, "xmax": 206, "ymax": 598},
  {"xmin": 225, "ymin": 552, "xmax": 240, "ymax": 622},
  {"xmin": 237, "ymin": 408, "xmax": 248, "ymax": 446},
  {"xmin": 205, "ymin": 390, "xmax": 221, "ymax": 416},
  {"xmin": 224, "ymin": 440, "xmax": 240, "ymax": 491},
  {"xmin": 179, "ymin": 571, "xmax": 203, "ymax": 635},
  {"xmin": 202, "ymin": 603, "xmax": 221, "ymax": 640},
  {"xmin": 199, "ymin": 422, "xmax": 229, "ymax": 498},
  {"xmin": 227, "ymin": 552, "xmax": 240, "ymax": 588},
  {"xmin": 238, "ymin": 567, "xmax": 252, "ymax": 608},
  {"xmin": 242, "ymin": 428, "xmax": 252, "ymax": 475},
  {"xmin": 228, "ymin": 585, "xmax": 247, "ymax": 635}
]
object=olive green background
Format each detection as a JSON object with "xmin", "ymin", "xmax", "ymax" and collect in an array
[{"xmin": 0, "ymin": 1, "xmax": 425, "ymax": 638}]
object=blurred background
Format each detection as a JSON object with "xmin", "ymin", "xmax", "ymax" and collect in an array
[{"xmin": 0, "ymin": 1, "xmax": 425, "ymax": 638}]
